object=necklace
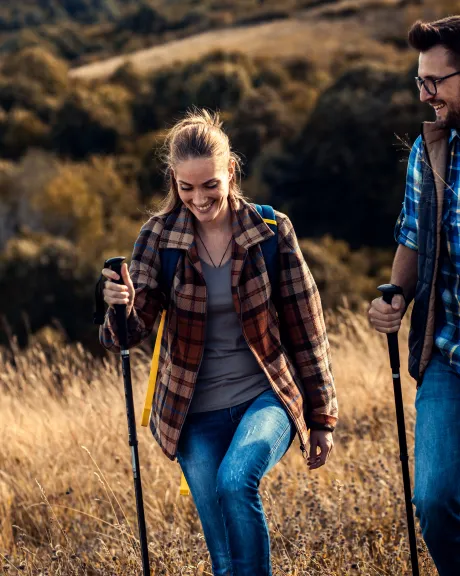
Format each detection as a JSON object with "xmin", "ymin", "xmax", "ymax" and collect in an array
[{"xmin": 195, "ymin": 228, "xmax": 232, "ymax": 268}]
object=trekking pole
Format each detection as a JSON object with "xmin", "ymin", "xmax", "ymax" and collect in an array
[
  {"xmin": 105, "ymin": 256, "xmax": 150, "ymax": 576},
  {"xmin": 377, "ymin": 284, "xmax": 419, "ymax": 576}
]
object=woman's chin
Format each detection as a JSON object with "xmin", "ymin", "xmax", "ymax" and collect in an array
[{"xmin": 194, "ymin": 208, "xmax": 215, "ymax": 221}]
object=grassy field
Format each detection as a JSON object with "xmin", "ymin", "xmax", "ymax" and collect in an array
[{"xmin": 0, "ymin": 304, "xmax": 438, "ymax": 575}]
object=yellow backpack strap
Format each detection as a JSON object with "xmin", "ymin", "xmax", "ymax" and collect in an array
[
  {"xmin": 180, "ymin": 472, "xmax": 190, "ymax": 496},
  {"xmin": 141, "ymin": 309, "xmax": 167, "ymax": 427},
  {"xmin": 141, "ymin": 309, "xmax": 191, "ymax": 497}
]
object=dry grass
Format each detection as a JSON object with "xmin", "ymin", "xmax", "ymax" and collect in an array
[{"xmin": 0, "ymin": 304, "xmax": 438, "ymax": 575}]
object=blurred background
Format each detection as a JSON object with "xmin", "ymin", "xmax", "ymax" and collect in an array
[{"xmin": 0, "ymin": 0, "xmax": 455, "ymax": 354}]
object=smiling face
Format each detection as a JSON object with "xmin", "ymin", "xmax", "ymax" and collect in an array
[
  {"xmin": 173, "ymin": 156, "xmax": 235, "ymax": 228},
  {"xmin": 418, "ymin": 45, "xmax": 460, "ymax": 130}
]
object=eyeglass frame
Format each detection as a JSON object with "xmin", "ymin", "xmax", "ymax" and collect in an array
[{"xmin": 415, "ymin": 70, "xmax": 460, "ymax": 96}]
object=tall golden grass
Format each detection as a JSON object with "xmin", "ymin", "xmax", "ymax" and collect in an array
[{"xmin": 0, "ymin": 304, "xmax": 437, "ymax": 575}]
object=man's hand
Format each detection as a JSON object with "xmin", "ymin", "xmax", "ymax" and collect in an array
[
  {"xmin": 308, "ymin": 430, "xmax": 334, "ymax": 470},
  {"xmin": 368, "ymin": 294, "xmax": 405, "ymax": 334}
]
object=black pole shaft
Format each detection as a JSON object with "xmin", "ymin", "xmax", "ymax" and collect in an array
[
  {"xmin": 108, "ymin": 258, "xmax": 150, "ymax": 576},
  {"xmin": 379, "ymin": 285, "xmax": 419, "ymax": 576}
]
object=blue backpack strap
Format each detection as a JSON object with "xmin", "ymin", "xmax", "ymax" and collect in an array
[
  {"xmin": 159, "ymin": 248, "xmax": 182, "ymax": 307},
  {"xmin": 253, "ymin": 204, "xmax": 279, "ymax": 304}
]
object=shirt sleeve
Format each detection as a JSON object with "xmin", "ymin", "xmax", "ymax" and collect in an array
[
  {"xmin": 394, "ymin": 135, "xmax": 423, "ymax": 251},
  {"xmin": 99, "ymin": 217, "xmax": 163, "ymax": 353}
]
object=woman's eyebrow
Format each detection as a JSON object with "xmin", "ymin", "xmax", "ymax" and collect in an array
[{"xmin": 178, "ymin": 178, "xmax": 218, "ymax": 186}]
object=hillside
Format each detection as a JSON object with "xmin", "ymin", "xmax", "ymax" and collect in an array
[
  {"xmin": 69, "ymin": 0, "xmax": 413, "ymax": 81},
  {"xmin": 0, "ymin": 0, "xmax": 433, "ymax": 69}
]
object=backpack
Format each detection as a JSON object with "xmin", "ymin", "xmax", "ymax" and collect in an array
[{"xmin": 142, "ymin": 204, "xmax": 279, "ymax": 495}]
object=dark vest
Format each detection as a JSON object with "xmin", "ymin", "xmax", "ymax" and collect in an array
[{"xmin": 395, "ymin": 123, "xmax": 450, "ymax": 383}]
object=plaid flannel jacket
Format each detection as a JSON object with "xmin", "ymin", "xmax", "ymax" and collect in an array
[{"xmin": 100, "ymin": 197, "xmax": 338, "ymax": 460}]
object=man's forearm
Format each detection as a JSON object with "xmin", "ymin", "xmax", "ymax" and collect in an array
[{"xmin": 390, "ymin": 244, "xmax": 418, "ymax": 304}]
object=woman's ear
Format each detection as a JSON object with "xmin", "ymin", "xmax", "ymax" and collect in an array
[
  {"xmin": 228, "ymin": 158, "xmax": 236, "ymax": 181},
  {"xmin": 170, "ymin": 168, "xmax": 178, "ymax": 191}
]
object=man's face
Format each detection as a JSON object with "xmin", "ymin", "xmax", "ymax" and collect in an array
[{"xmin": 418, "ymin": 45, "xmax": 460, "ymax": 130}]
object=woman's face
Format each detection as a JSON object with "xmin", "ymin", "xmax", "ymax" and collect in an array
[{"xmin": 173, "ymin": 156, "xmax": 234, "ymax": 226}]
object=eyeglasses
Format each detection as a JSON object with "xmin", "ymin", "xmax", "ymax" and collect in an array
[{"xmin": 415, "ymin": 70, "xmax": 460, "ymax": 96}]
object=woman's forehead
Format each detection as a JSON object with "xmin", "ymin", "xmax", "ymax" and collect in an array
[{"xmin": 175, "ymin": 157, "xmax": 226, "ymax": 182}]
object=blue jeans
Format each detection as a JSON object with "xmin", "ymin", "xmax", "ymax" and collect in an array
[
  {"xmin": 176, "ymin": 388, "xmax": 297, "ymax": 576},
  {"xmin": 412, "ymin": 351, "xmax": 460, "ymax": 575}
]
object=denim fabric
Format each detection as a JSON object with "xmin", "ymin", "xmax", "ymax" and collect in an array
[
  {"xmin": 412, "ymin": 351, "xmax": 460, "ymax": 575},
  {"xmin": 176, "ymin": 388, "xmax": 297, "ymax": 576}
]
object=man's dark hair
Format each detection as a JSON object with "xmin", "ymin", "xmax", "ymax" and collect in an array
[{"xmin": 408, "ymin": 16, "xmax": 460, "ymax": 67}]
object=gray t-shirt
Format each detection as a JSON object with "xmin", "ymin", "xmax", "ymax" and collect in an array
[{"xmin": 188, "ymin": 257, "xmax": 272, "ymax": 414}]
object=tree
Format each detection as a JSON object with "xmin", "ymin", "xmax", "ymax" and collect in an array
[
  {"xmin": 52, "ymin": 83, "xmax": 133, "ymax": 158},
  {"xmin": 263, "ymin": 62, "xmax": 425, "ymax": 247},
  {"xmin": 1, "ymin": 46, "xmax": 69, "ymax": 97}
]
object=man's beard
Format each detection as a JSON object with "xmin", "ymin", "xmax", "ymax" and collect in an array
[{"xmin": 435, "ymin": 102, "xmax": 460, "ymax": 131}]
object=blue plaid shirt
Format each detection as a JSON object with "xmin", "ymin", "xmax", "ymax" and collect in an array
[{"xmin": 396, "ymin": 129, "xmax": 460, "ymax": 371}]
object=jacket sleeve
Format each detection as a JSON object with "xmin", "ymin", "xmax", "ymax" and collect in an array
[
  {"xmin": 99, "ymin": 217, "xmax": 164, "ymax": 353},
  {"xmin": 276, "ymin": 211, "xmax": 338, "ymax": 432}
]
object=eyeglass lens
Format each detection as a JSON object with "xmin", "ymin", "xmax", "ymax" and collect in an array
[{"xmin": 416, "ymin": 77, "xmax": 436, "ymax": 95}]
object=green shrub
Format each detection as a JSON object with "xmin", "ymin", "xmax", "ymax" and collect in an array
[
  {"xmin": 228, "ymin": 86, "xmax": 294, "ymax": 173},
  {"xmin": 1, "ymin": 107, "xmax": 51, "ymax": 159},
  {"xmin": 1, "ymin": 46, "xmax": 69, "ymax": 97},
  {"xmin": 52, "ymin": 84, "xmax": 133, "ymax": 158},
  {"xmin": 0, "ymin": 74, "xmax": 59, "ymax": 123},
  {"xmin": 109, "ymin": 61, "xmax": 148, "ymax": 95},
  {"xmin": 116, "ymin": 3, "xmax": 168, "ymax": 35},
  {"xmin": 135, "ymin": 131, "xmax": 167, "ymax": 204},
  {"xmin": 0, "ymin": 233, "xmax": 89, "ymax": 348},
  {"xmin": 192, "ymin": 63, "xmax": 253, "ymax": 110},
  {"xmin": 30, "ymin": 163, "xmax": 105, "ymax": 245},
  {"xmin": 0, "ymin": 29, "xmax": 56, "ymax": 57}
]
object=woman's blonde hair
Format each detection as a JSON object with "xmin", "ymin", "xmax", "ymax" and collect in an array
[{"xmin": 154, "ymin": 108, "xmax": 245, "ymax": 216}]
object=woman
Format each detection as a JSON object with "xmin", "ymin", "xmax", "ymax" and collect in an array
[{"xmin": 100, "ymin": 109, "xmax": 338, "ymax": 576}]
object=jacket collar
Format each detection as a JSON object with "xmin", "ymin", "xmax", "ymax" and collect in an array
[
  {"xmin": 422, "ymin": 121, "xmax": 451, "ymax": 146},
  {"xmin": 158, "ymin": 196, "xmax": 275, "ymax": 252}
]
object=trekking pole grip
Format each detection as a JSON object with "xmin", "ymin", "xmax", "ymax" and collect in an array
[
  {"xmin": 105, "ymin": 256, "xmax": 128, "ymax": 349},
  {"xmin": 377, "ymin": 284, "xmax": 403, "ymax": 373}
]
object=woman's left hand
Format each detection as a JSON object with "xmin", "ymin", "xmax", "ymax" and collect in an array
[{"xmin": 307, "ymin": 430, "xmax": 334, "ymax": 470}]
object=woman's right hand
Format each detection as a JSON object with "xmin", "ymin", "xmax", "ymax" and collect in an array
[{"xmin": 102, "ymin": 262, "xmax": 135, "ymax": 317}]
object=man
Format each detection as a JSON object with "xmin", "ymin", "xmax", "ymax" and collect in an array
[{"xmin": 368, "ymin": 16, "xmax": 460, "ymax": 576}]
